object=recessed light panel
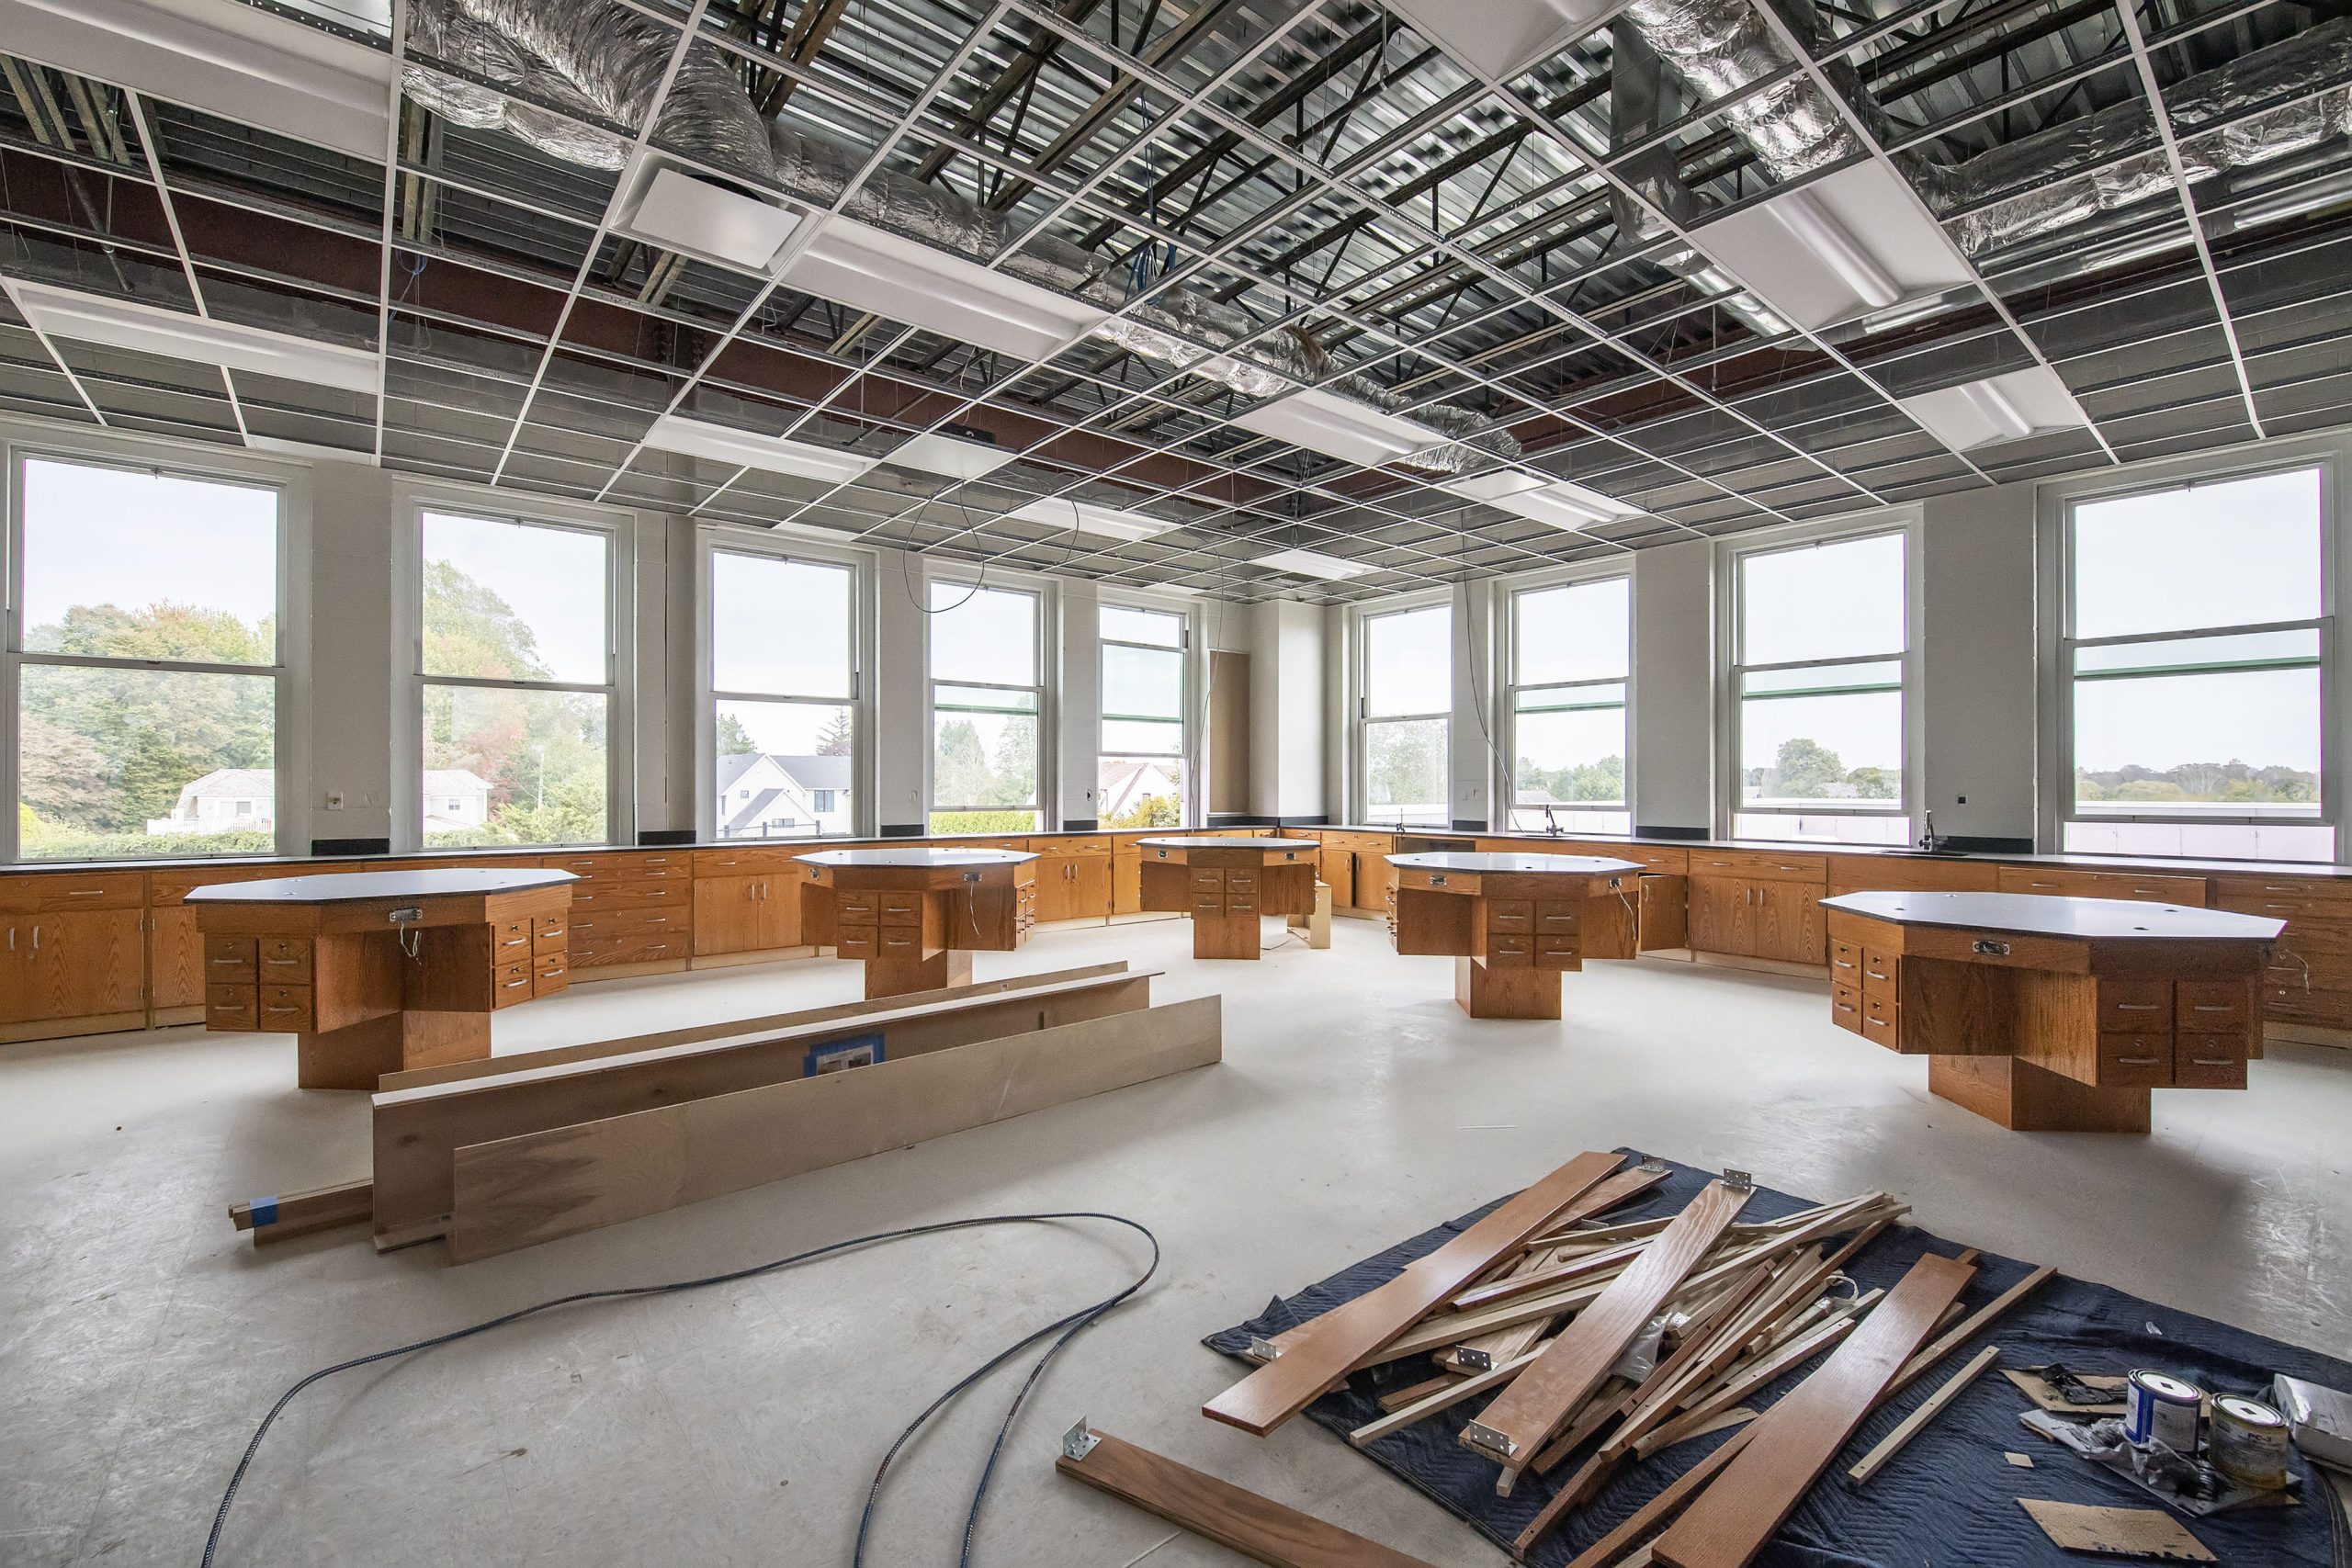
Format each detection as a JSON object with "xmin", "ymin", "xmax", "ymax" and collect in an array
[
  {"xmin": 1009, "ymin": 498, "xmax": 1173, "ymax": 541},
  {"xmin": 620, "ymin": 165, "xmax": 803, "ymax": 275},
  {"xmin": 1898, "ymin": 367, "xmax": 2090, "ymax": 450},
  {"xmin": 887, "ymin": 432, "xmax": 1017, "ymax": 479},
  {"xmin": 644, "ymin": 413, "xmax": 874, "ymax": 483},
  {"xmin": 1231, "ymin": 388, "xmax": 1440, "ymax": 468},
  {"xmin": 779, "ymin": 217, "xmax": 1107, "ymax": 362},
  {"xmin": 12, "ymin": 280, "xmax": 380, "ymax": 393},
  {"xmin": 1255, "ymin": 547, "xmax": 1370, "ymax": 581},
  {"xmin": 1692, "ymin": 162, "xmax": 1975, "ymax": 332}
]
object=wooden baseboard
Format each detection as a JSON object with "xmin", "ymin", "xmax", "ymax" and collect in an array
[
  {"xmin": 1333, "ymin": 906, "xmax": 1383, "ymax": 922},
  {"xmin": 2265, "ymin": 1021, "xmax": 2352, "ymax": 1051},
  {"xmin": 567, "ymin": 957, "xmax": 691, "ymax": 984},
  {"xmin": 0, "ymin": 1010, "xmax": 149, "ymax": 1045},
  {"xmin": 687, "ymin": 946, "xmax": 817, "ymax": 970},
  {"xmin": 1690, "ymin": 951, "xmax": 1831, "ymax": 982},
  {"xmin": 1638, "ymin": 947, "xmax": 1699, "ymax": 964},
  {"xmin": 152, "ymin": 1005, "xmax": 205, "ymax": 1028},
  {"xmin": 445, "ymin": 993, "xmax": 1222, "ymax": 1262}
]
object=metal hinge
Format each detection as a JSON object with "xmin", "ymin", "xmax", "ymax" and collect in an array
[
  {"xmin": 1455, "ymin": 1347, "xmax": 1494, "ymax": 1372},
  {"xmin": 1724, "ymin": 1168, "xmax": 1755, "ymax": 1192},
  {"xmin": 1461, "ymin": 1421, "xmax": 1518, "ymax": 1461},
  {"xmin": 1248, "ymin": 1335, "xmax": 1283, "ymax": 1364},
  {"xmin": 1060, "ymin": 1418, "xmax": 1100, "ymax": 1461}
]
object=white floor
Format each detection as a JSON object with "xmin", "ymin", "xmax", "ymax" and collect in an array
[{"xmin": 3, "ymin": 915, "xmax": 2347, "ymax": 1567}]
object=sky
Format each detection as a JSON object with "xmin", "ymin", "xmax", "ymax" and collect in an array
[
  {"xmin": 1740, "ymin": 531, "xmax": 1905, "ymax": 665},
  {"xmin": 23, "ymin": 460, "xmax": 277, "ymax": 639},
  {"xmin": 424, "ymin": 512, "xmax": 607, "ymax": 683},
  {"xmin": 718, "ymin": 698, "xmax": 844, "ymax": 755},
  {"xmin": 1366, "ymin": 604, "xmax": 1452, "ymax": 716},
  {"xmin": 1518, "ymin": 577, "xmax": 1629, "ymax": 686},
  {"xmin": 712, "ymin": 551, "xmax": 853, "ymax": 697},
  {"xmin": 929, "ymin": 582, "xmax": 1038, "ymax": 685}
]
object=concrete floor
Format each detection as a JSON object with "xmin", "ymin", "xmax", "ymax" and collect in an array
[{"xmin": 3, "ymin": 914, "xmax": 2347, "ymax": 1567}]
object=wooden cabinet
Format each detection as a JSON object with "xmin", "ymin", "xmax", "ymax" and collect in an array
[
  {"xmin": 693, "ymin": 873, "xmax": 801, "ymax": 955},
  {"xmin": 1686, "ymin": 876, "xmax": 1824, "ymax": 964},
  {"xmin": 0, "ymin": 908, "xmax": 145, "ymax": 1025},
  {"xmin": 1637, "ymin": 874, "xmax": 1688, "ymax": 950},
  {"xmin": 1112, "ymin": 852, "xmax": 1141, "ymax": 915},
  {"xmin": 1034, "ymin": 854, "xmax": 1112, "ymax": 921}
]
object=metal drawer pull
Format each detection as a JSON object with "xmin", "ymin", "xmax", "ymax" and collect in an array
[
  {"xmin": 265, "ymin": 958, "xmax": 300, "ymax": 966},
  {"xmin": 2115, "ymin": 1055, "xmax": 2161, "ymax": 1066},
  {"xmin": 265, "ymin": 1006, "xmax": 302, "ymax": 1015},
  {"xmin": 2190, "ymin": 1004, "xmax": 2233, "ymax": 1012},
  {"xmin": 210, "ymin": 958, "xmax": 246, "ymax": 965},
  {"xmin": 2116, "ymin": 1002, "xmax": 2162, "ymax": 1011},
  {"xmin": 504, "ymin": 979, "xmax": 528, "ymax": 989},
  {"xmin": 1972, "ymin": 939, "xmax": 2009, "ymax": 955},
  {"xmin": 68, "ymin": 889, "xmax": 105, "ymax": 897},
  {"xmin": 2191, "ymin": 1057, "xmax": 2235, "ymax": 1066}
]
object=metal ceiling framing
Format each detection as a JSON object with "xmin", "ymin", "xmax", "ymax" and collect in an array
[{"xmin": 0, "ymin": 0, "xmax": 2346, "ymax": 602}]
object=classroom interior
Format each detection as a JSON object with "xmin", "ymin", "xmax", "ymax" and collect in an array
[{"xmin": 3, "ymin": 1, "xmax": 2352, "ymax": 1564}]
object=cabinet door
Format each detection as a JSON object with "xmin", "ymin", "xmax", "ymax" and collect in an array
[
  {"xmin": 1112, "ymin": 852, "xmax": 1141, "ymax": 915},
  {"xmin": 1351, "ymin": 852, "xmax": 1389, "ymax": 912},
  {"xmin": 1323, "ymin": 846, "xmax": 1353, "ymax": 909},
  {"xmin": 1637, "ymin": 874, "xmax": 1688, "ymax": 951},
  {"xmin": 1684, "ymin": 877, "xmax": 1749, "ymax": 954},
  {"xmin": 13, "ymin": 910, "xmax": 144, "ymax": 1021},
  {"xmin": 1754, "ymin": 883, "xmax": 1826, "ymax": 964},
  {"xmin": 751, "ymin": 870, "xmax": 803, "ymax": 949},
  {"xmin": 693, "ymin": 875, "xmax": 759, "ymax": 955},
  {"xmin": 1032, "ymin": 855, "xmax": 1076, "ymax": 921},
  {"xmin": 1069, "ymin": 856, "xmax": 1112, "ymax": 919},
  {"xmin": 151, "ymin": 905, "xmax": 204, "ymax": 1009}
]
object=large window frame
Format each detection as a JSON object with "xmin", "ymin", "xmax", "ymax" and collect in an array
[
  {"xmin": 695, "ymin": 528, "xmax": 873, "ymax": 841},
  {"xmin": 1096, "ymin": 594, "xmax": 1193, "ymax": 831},
  {"xmin": 1503, "ymin": 566, "xmax": 1633, "ymax": 835},
  {"xmin": 1718, "ymin": 515, "xmax": 1921, "ymax": 846},
  {"xmin": 1352, "ymin": 592, "xmax": 1454, "ymax": 829},
  {"xmin": 926, "ymin": 572, "xmax": 1051, "ymax": 835},
  {"xmin": 2, "ymin": 434, "xmax": 307, "ymax": 863},
  {"xmin": 2038, "ymin": 443, "xmax": 2343, "ymax": 862},
  {"xmin": 398, "ymin": 491, "xmax": 633, "ymax": 852}
]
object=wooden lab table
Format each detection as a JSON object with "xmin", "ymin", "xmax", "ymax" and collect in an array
[
  {"xmin": 797, "ymin": 846, "xmax": 1036, "ymax": 998},
  {"xmin": 1385, "ymin": 852, "xmax": 1645, "ymax": 1019},
  {"xmin": 1821, "ymin": 890, "xmax": 2282, "ymax": 1132},
  {"xmin": 188, "ymin": 868, "xmax": 577, "ymax": 1089},
  {"xmin": 1136, "ymin": 837, "xmax": 1321, "ymax": 959}
]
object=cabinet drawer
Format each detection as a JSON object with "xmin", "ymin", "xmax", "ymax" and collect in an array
[
  {"xmin": 2096, "ymin": 979, "xmax": 2174, "ymax": 1031},
  {"xmin": 2263, "ymin": 980, "xmax": 2352, "ymax": 1026},
  {"xmin": 1486, "ymin": 934, "xmax": 1532, "ymax": 967},
  {"xmin": 1535, "ymin": 935, "xmax": 1579, "ymax": 969},
  {"xmin": 2212, "ymin": 873, "xmax": 2352, "ymax": 905},
  {"xmin": 878, "ymin": 894, "xmax": 924, "ymax": 927},
  {"xmin": 2091, "ymin": 871, "xmax": 2207, "ymax": 907},
  {"xmin": 1997, "ymin": 867, "xmax": 2102, "ymax": 898},
  {"xmin": 569, "ymin": 908, "xmax": 681, "ymax": 940},
  {"xmin": 535, "ymin": 918, "xmax": 569, "ymax": 955},
  {"xmin": 835, "ymin": 928, "xmax": 879, "ymax": 961},
  {"xmin": 1687, "ymin": 850, "xmax": 1825, "ymax": 883},
  {"xmin": 2176, "ymin": 979, "xmax": 2254, "ymax": 1032},
  {"xmin": 1191, "ymin": 894, "xmax": 1226, "ymax": 916},
  {"xmin": 2176, "ymin": 1035, "xmax": 2248, "ymax": 1089},
  {"xmin": 2218, "ymin": 893, "xmax": 2352, "ymax": 923},
  {"xmin": 875, "ymin": 927, "xmax": 928, "ymax": 959},
  {"xmin": 578, "ymin": 883, "xmax": 684, "ymax": 908},
  {"xmin": 1485, "ymin": 898, "xmax": 1532, "ymax": 933},
  {"xmin": 206, "ymin": 984, "xmax": 256, "ymax": 1031},
  {"xmin": 1828, "ymin": 939, "xmax": 1862, "ymax": 983},
  {"xmin": 1860, "ymin": 947, "xmax": 1899, "ymax": 987},
  {"xmin": 205, "ymin": 934, "xmax": 258, "ymax": 981},
  {"xmin": 1033, "ymin": 837, "xmax": 1112, "ymax": 858},
  {"xmin": 1190, "ymin": 869, "xmax": 1225, "ymax": 891},
  {"xmin": 1860, "ymin": 993, "xmax": 1899, "ymax": 1049},
  {"xmin": 534, "ymin": 954, "xmax": 570, "ymax": 996},
  {"xmin": 836, "ymin": 896, "xmax": 880, "ymax": 923},
  {"xmin": 257, "ymin": 984, "xmax": 313, "ymax": 1032},
  {"xmin": 492, "ymin": 959, "xmax": 535, "ymax": 1008},
  {"xmin": 0, "ymin": 871, "xmax": 147, "ymax": 912},
  {"xmin": 493, "ymin": 917, "xmax": 536, "ymax": 958},
  {"xmin": 2097, "ymin": 1034, "xmax": 2174, "ymax": 1088},
  {"xmin": 256, "ymin": 937, "xmax": 312, "ymax": 982},
  {"xmin": 1830, "ymin": 982, "xmax": 1864, "ymax": 1034},
  {"xmin": 1225, "ymin": 895, "xmax": 1260, "ymax": 916},
  {"xmin": 1534, "ymin": 899, "xmax": 1581, "ymax": 934},
  {"xmin": 1224, "ymin": 870, "xmax": 1259, "ymax": 893},
  {"xmin": 692, "ymin": 847, "xmax": 804, "ymax": 875}
]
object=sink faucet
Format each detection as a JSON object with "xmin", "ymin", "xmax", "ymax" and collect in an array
[
  {"xmin": 1917, "ymin": 809, "xmax": 1941, "ymax": 853},
  {"xmin": 1541, "ymin": 804, "xmax": 1561, "ymax": 837}
]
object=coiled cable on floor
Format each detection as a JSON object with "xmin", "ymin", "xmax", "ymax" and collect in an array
[{"xmin": 199, "ymin": 1211, "xmax": 1159, "ymax": 1568}]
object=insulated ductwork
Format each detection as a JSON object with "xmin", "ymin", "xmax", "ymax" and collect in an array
[
  {"xmin": 1614, "ymin": 0, "xmax": 1876, "ymax": 185},
  {"xmin": 400, "ymin": 0, "xmax": 1520, "ymax": 472},
  {"xmin": 1927, "ymin": 19, "xmax": 2352, "ymax": 256}
]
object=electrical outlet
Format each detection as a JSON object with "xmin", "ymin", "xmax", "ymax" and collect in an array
[{"xmin": 324, "ymin": 792, "xmax": 345, "ymax": 810}]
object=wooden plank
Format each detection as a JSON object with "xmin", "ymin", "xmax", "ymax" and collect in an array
[
  {"xmin": 227, "ymin": 1179, "xmax": 373, "ymax": 1246},
  {"xmin": 1648, "ymin": 1252, "xmax": 1977, "ymax": 1568},
  {"xmin": 2017, "ymin": 1501, "xmax": 2213, "ymax": 1562},
  {"xmin": 1202, "ymin": 1151, "xmax": 1624, "ymax": 1437},
  {"xmin": 1057, "ymin": 1427, "xmax": 1440, "ymax": 1568},
  {"xmin": 1843, "ymin": 1345, "xmax": 2000, "ymax": 1486},
  {"xmin": 377, "ymin": 963, "xmax": 1133, "ymax": 1089},
  {"xmin": 372, "ymin": 970, "xmax": 1159, "ymax": 1238},
  {"xmin": 447, "ymin": 995, "xmax": 1220, "ymax": 1262},
  {"xmin": 1464, "ymin": 1179, "xmax": 1753, "ymax": 1471},
  {"xmin": 1883, "ymin": 1265, "xmax": 2053, "ymax": 1403},
  {"xmin": 1562, "ymin": 1427, "xmax": 1758, "ymax": 1568}
]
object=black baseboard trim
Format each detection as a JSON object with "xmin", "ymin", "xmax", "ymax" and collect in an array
[
  {"xmin": 1633, "ymin": 824, "xmax": 1710, "ymax": 840},
  {"xmin": 638, "ymin": 828, "xmax": 695, "ymax": 846},
  {"xmin": 1946, "ymin": 834, "xmax": 2034, "ymax": 854},
  {"xmin": 879, "ymin": 822, "xmax": 924, "ymax": 838},
  {"xmin": 1060, "ymin": 818, "xmax": 1099, "ymax": 832},
  {"xmin": 1208, "ymin": 813, "xmax": 1278, "ymax": 827},
  {"xmin": 311, "ymin": 837, "xmax": 390, "ymax": 856},
  {"xmin": 1451, "ymin": 818, "xmax": 1488, "ymax": 833},
  {"xmin": 1276, "ymin": 814, "xmax": 1332, "ymax": 828}
]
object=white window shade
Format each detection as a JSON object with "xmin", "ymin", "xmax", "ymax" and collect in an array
[
  {"xmin": 644, "ymin": 413, "xmax": 874, "ymax": 483},
  {"xmin": 778, "ymin": 216, "xmax": 1107, "ymax": 361},
  {"xmin": 1690, "ymin": 162, "xmax": 1975, "ymax": 332},
  {"xmin": 10, "ymin": 279, "xmax": 380, "ymax": 393},
  {"xmin": 1231, "ymin": 387, "xmax": 1443, "ymax": 467},
  {"xmin": 1898, "ymin": 367, "xmax": 2090, "ymax": 451}
]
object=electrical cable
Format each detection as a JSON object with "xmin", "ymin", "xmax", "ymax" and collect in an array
[{"xmin": 198, "ymin": 1210, "xmax": 1158, "ymax": 1568}]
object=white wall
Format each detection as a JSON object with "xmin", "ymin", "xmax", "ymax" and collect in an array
[
  {"xmin": 1630, "ymin": 540, "xmax": 1714, "ymax": 835},
  {"xmin": 304, "ymin": 460, "xmax": 393, "ymax": 848},
  {"xmin": 1056, "ymin": 581, "xmax": 1100, "ymax": 828},
  {"xmin": 869, "ymin": 546, "xmax": 930, "ymax": 834},
  {"xmin": 1245, "ymin": 598, "xmax": 1327, "ymax": 820},
  {"xmin": 1920, "ymin": 483, "xmax": 2038, "ymax": 846}
]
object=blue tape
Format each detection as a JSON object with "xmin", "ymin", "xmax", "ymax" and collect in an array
[
  {"xmin": 805, "ymin": 1032, "xmax": 885, "ymax": 1077},
  {"xmin": 250, "ymin": 1197, "xmax": 281, "ymax": 1227}
]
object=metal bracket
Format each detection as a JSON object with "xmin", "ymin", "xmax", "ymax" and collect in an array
[
  {"xmin": 1461, "ymin": 1421, "xmax": 1519, "ymax": 1461},
  {"xmin": 1248, "ymin": 1335, "xmax": 1283, "ymax": 1363},
  {"xmin": 389, "ymin": 907, "xmax": 423, "ymax": 924},
  {"xmin": 1973, "ymin": 938, "xmax": 2011, "ymax": 955},
  {"xmin": 963, "ymin": 870, "xmax": 981, "ymax": 882},
  {"xmin": 1430, "ymin": 874, "xmax": 1448, "ymax": 886},
  {"xmin": 1638, "ymin": 1156, "xmax": 1668, "ymax": 1174},
  {"xmin": 1060, "ymin": 1418, "xmax": 1100, "ymax": 1461},
  {"xmin": 1724, "ymin": 1168, "xmax": 1755, "ymax": 1192},
  {"xmin": 1608, "ymin": 876, "xmax": 1623, "ymax": 890},
  {"xmin": 1455, "ymin": 1347, "xmax": 1494, "ymax": 1372}
]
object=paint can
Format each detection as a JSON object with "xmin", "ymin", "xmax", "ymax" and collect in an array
[
  {"xmin": 2210, "ymin": 1395, "xmax": 2290, "ymax": 1489},
  {"xmin": 2123, "ymin": 1371, "xmax": 2202, "ymax": 1453}
]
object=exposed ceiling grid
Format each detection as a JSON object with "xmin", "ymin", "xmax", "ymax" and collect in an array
[{"xmin": 0, "ymin": 0, "xmax": 2345, "ymax": 600}]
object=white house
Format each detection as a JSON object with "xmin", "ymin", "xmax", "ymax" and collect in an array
[
  {"xmin": 717, "ymin": 753, "xmax": 852, "ymax": 839},
  {"xmin": 1098, "ymin": 758, "xmax": 1182, "ymax": 825},
  {"xmin": 148, "ymin": 769, "xmax": 276, "ymax": 835},
  {"xmin": 422, "ymin": 770, "xmax": 493, "ymax": 833}
]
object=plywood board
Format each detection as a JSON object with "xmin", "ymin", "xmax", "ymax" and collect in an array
[
  {"xmin": 2017, "ymin": 1500, "xmax": 2214, "ymax": 1561},
  {"xmin": 447, "ymin": 995, "xmax": 1220, "ymax": 1261},
  {"xmin": 1210, "ymin": 649, "xmax": 1250, "ymax": 815}
]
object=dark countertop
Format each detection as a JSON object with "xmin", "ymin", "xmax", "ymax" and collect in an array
[
  {"xmin": 186, "ymin": 869, "xmax": 576, "ymax": 904},
  {"xmin": 1134, "ymin": 837, "xmax": 1322, "ymax": 852},
  {"xmin": 1821, "ymin": 890, "xmax": 2286, "ymax": 941},
  {"xmin": 1388, "ymin": 852, "xmax": 1646, "ymax": 876},
  {"xmin": 797, "ymin": 847, "xmax": 1035, "ymax": 868}
]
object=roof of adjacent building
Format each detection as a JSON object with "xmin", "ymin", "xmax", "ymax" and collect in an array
[{"xmin": 717, "ymin": 753, "xmax": 854, "ymax": 795}]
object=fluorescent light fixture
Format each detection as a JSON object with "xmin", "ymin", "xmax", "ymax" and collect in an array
[
  {"xmin": 1378, "ymin": 0, "xmax": 1621, "ymax": 77},
  {"xmin": 2219, "ymin": 172, "xmax": 2352, "ymax": 231},
  {"xmin": 779, "ymin": 216, "xmax": 1107, "ymax": 362},
  {"xmin": 644, "ymin": 413, "xmax": 874, "ymax": 484},
  {"xmin": 887, "ymin": 431, "xmax": 1016, "ymax": 479},
  {"xmin": 617, "ymin": 164, "xmax": 803, "ymax": 276},
  {"xmin": 243, "ymin": 433, "xmax": 378, "ymax": 466},
  {"xmin": 11, "ymin": 280, "xmax": 380, "ymax": 393},
  {"xmin": 0, "ymin": 0, "xmax": 391, "ymax": 159},
  {"xmin": 1254, "ymin": 547, "xmax": 1370, "ymax": 581},
  {"xmin": 1692, "ymin": 162, "xmax": 1974, "ymax": 332},
  {"xmin": 1898, "ymin": 366, "xmax": 2089, "ymax": 451},
  {"xmin": 1009, "ymin": 497, "xmax": 1173, "ymax": 541},
  {"xmin": 1442, "ymin": 468, "xmax": 1641, "ymax": 531},
  {"xmin": 1231, "ymin": 386, "xmax": 1440, "ymax": 467}
]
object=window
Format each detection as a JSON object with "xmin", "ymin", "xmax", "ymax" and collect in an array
[
  {"xmin": 1730, "ymin": 529, "xmax": 1911, "ymax": 845},
  {"xmin": 929, "ymin": 581, "xmax": 1043, "ymax": 833},
  {"xmin": 11, "ymin": 456, "xmax": 284, "ymax": 860},
  {"xmin": 1099, "ymin": 604, "xmax": 1186, "ymax": 829},
  {"xmin": 709, "ymin": 548, "xmax": 855, "ymax": 840},
  {"xmin": 419, "ymin": 510, "xmax": 614, "ymax": 847},
  {"xmin": 1509, "ymin": 576, "xmax": 1630, "ymax": 834},
  {"xmin": 1361, "ymin": 602, "xmax": 1451, "ymax": 828},
  {"xmin": 2058, "ymin": 467, "xmax": 2331, "ymax": 861}
]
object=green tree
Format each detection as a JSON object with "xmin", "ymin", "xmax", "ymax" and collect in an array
[
  {"xmin": 1763, "ymin": 738, "xmax": 1845, "ymax": 799},
  {"xmin": 423, "ymin": 559, "xmax": 550, "ymax": 681},
  {"xmin": 1846, "ymin": 765, "xmax": 1897, "ymax": 800},
  {"xmin": 817, "ymin": 708, "xmax": 854, "ymax": 757},
  {"xmin": 1368, "ymin": 720, "xmax": 1443, "ymax": 812},
  {"xmin": 933, "ymin": 717, "xmax": 993, "ymax": 809},
  {"xmin": 715, "ymin": 710, "xmax": 758, "ymax": 760},
  {"xmin": 1105, "ymin": 792, "xmax": 1181, "ymax": 829},
  {"xmin": 986, "ymin": 715, "xmax": 1038, "ymax": 808}
]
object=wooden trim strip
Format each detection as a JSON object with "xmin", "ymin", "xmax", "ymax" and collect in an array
[
  {"xmin": 1648, "ymin": 1252, "xmax": 1977, "ymax": 1568},
  {"xmin": 228, "ymin": 1179, "xmax": 373, "ymax": 1246},
  {"xmin": 1057, "ymin": 1427, "xmax": 1442, "ymax": 1568},
  {"xmin": 1883, "ymin": 1264, "xmax": 2053, "ymax": 1403},
  {"xmin": 1202, "ymin": 1151, "xmax": 1625, "ymax": 1437},
  {"xmin": 1464, "ymin": 1179, "xmax": 1753, "ymax": 1472},
  {"xmin": 1562, "ymin": 1427, "xmax": 1758, "ymax": 1568},
  {"xmin": 1842, "ymin": 1344, "xmax": 2001, "ymax": 1487}
]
